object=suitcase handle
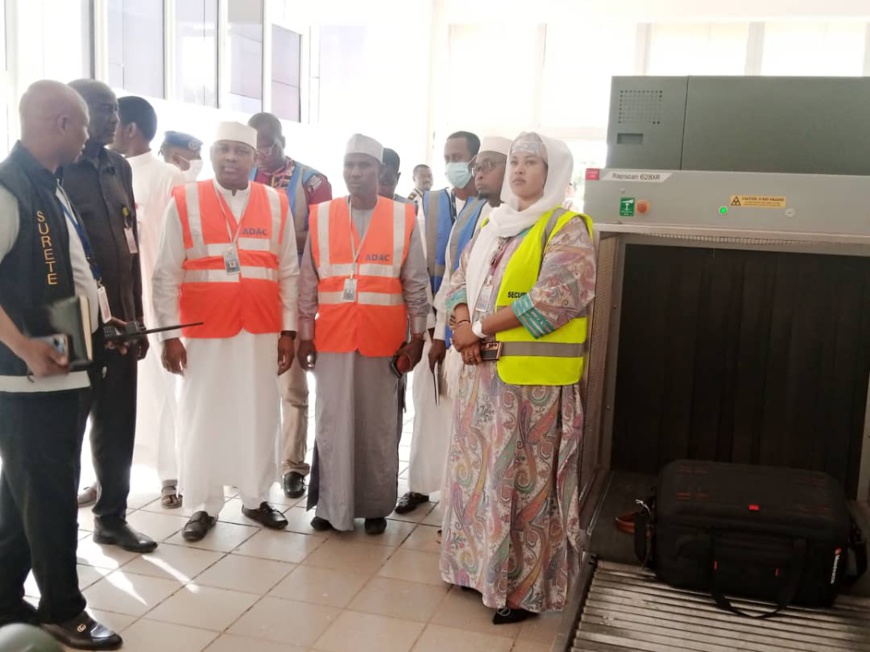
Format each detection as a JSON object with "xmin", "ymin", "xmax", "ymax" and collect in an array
[
  {"xmin": 633, "ymin": 498, "xmax": 655, "ymax": 569},
  {"xmin": 709, "ymin": 537, "xmax": 807, "ymax": 619},
  {"xmin": 843, "ymin": 515, "xmax": 868, "ymax": 587}
]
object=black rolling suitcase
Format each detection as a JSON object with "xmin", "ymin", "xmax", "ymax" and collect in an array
[{"xmin": 634, "ymin": 459, "xmax": 867, "ymax": 617}]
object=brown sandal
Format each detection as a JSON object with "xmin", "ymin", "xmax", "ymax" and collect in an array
[{"xmin": 161, "ymin": 484, "xmax": 182, "ymax": 509}]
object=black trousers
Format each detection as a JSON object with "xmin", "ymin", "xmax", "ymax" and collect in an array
[
  {"xmin": 0, "ymin": 389, "xmax": 88, "ymax": 624},
  {"xmin": 80, "ymin": 346, "xmax": 138, "ymax": 526}
]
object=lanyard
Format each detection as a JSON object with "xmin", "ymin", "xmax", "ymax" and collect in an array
[
  {"xmin": 347, "ymin": 199, "xmax": 373, "ymax": 279},
  {"xmin": 214, "ymin": 187, "xmax": 246, "ymax": 247},
  {"xmin": 56, "ymin": 187, "xmax": 102, "ymax": 283},
  {"xmin": 489, "ymin": 237, "xmax": 512, "ymax": 274}
]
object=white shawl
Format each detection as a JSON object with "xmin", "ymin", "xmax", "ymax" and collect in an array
[{"xmin": 464, "ymin": 133, "xmax": 574, "ymax": 315}]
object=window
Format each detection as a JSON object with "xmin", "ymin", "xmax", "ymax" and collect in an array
[
  {"xmin": 317, "ymin": 26, "xmax": 367, "ymax": 126},
  {"xmin": 107, "ymin": 0, "xmax": 165, "ymax": 97},
  {"xmin": 0, "ymin": 0, "xmax": 6, "ymax": 72},
  {"xmin": 1, "ymin": 0, "xmax": 10, "ymax": 153},
  {"xmin": 271, "ymin": 25, "xmax": 301, "ymax": 122},
  {"xmin": 174, "ymin": 0, "xmax": 218, "ymax": 106},
  {"xmin": 227, "ymin": 0, "xmax": 264, "ymax": 112},
  {"xmin": 761, "ymin": 22, "xmax": 866, "ymax": 77},
  {"xmin": 446, "ymin": 24, "xmax": 539, "ymax": 129},
  {"xmin": 646, "ymin": 23, "xmax": 749, "ymax": 76},
  {"xmin": 542, "ymin": 22, "xmax": 637, "ymax": 129}
]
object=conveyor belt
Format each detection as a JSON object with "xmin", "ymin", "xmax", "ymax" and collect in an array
[{"xmin": 571, "ymin": 561, "xmax": 870, "ymax": 651}]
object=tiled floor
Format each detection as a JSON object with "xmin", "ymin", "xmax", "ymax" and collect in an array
[{"xmin": 21, "ymin": 411, "xmax": 564, "ymax": 652}]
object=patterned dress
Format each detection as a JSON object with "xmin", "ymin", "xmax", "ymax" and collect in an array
[{"xmin": 440, "ymin": 214, "xmax": 596, "ymax": 613}]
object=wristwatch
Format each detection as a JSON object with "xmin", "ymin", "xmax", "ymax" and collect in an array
[{"xmin": 471, "ymin": 320, "xmax": 485, "ymax": 339}]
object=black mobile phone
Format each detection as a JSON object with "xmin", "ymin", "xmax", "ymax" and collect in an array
[
  {"xmin": 479, "ymin": 341, "xmax": 503, "ymax": 362},
  {"xmin": 37, "ymin": 333, "xmax": 68, "ymax": 356}
]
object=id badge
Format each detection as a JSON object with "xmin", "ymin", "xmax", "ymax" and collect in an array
[
  {"xmin": 223, "ymin": 246, "xmax": 241, "ymax": 275},
  {"xmin": 342, "ymin": 278, "xmax": 358, "ymax": 302},
  {"xmin": 475, "ymin": 282, "xmax": 493, "ymax": 317},
  {"xmin": 97, "ymin": 285, "xmax": 112, "ymax": 323},
  {"xmin": 124, "ymin": 227, "xmax": 138, "ymax": 254}
]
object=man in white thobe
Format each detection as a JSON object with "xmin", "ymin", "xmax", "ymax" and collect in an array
[
  {"xmin": 113, "ymin": 95, "xmax": 187, "ymax": 509},
  {"xmin": 151, "ymin": 122, "xmax": 299, "ymax": 541},
  {"xmin": 400, "ymin": 136, "xmax": 512, "ymax": 517}
]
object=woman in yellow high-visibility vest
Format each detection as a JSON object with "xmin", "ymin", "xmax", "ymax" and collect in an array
[{"xmin": 440, "ymin": 132, "xmax": 596, "ymax": 624}]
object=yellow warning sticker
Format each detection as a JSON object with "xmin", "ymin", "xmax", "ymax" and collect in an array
[{"xmin": 729, "ymin": 195, "xmax": 787, "ymax": 209}]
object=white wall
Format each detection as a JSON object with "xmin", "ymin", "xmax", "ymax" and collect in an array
[
  {"xmin": 425, "ymin": 0, "xmax": 870, "ymax": 187},
  {"xmin": 440, "ymin": 0, "xmax": 870, "ymax": 22}
]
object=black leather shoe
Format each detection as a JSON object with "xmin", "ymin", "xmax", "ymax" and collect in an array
[
  {"xmin": 43, "ymin": 611, "xmax": 123, "ymax": 650},
  {"xmin": 93, "ymin": 522, "xmax": 157, "ymax": 553},
  {"xmin": 364, "ymin": 518, "xmax": 387, "ymax": 535},
  {"xmin": 310, "ymin": 516, "xmax": 334, "ymax": 531},
  {"xmin": 242, "ymin": 502, "xmax": 288, "ymax": 529},
  {"xmin": 0, "ymin": 600, "xmax": 39, "ymax": 627},
  {"xmin": 283, "ymin": 471, "xmax": 306, "ymax": 499},
  {"xmin": 394, "ymin": 492, "xmax": 429, "ymax": 514},
  {"xmin": 182, "ymin": 511, "xmax": 216, "ymax": 542}
]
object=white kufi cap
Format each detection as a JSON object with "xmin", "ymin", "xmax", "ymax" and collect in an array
[
  {"xmin": 479, "ymin": 136, "xmax": 512, "ymax": 156},
  {"xmin": 345, "ymin": 133, "xmax": 384, "ymax": 163},
  {"xmin": 214, "ymin": 121, "xmax": 257, "ymax": 150}
]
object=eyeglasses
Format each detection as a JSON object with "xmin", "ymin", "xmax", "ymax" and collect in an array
[
  {"xmin": 470, "ymin": 159, "xmax": 504, "ymax": 175},
  {"xmin": 256, "ymin": 141, "xmax": 277, "ymax": 156}
]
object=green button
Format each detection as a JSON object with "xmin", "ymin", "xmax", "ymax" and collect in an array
[{"xmin": 619, "ymin": 197, "xmax": 636, "ymax": 217}]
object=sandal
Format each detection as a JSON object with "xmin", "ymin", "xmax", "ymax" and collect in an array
[
  {"xmin": 161, "ymin": 483, "xmax": 182, "ymax": 509},
  {"xmin": 492, "ymin": 607, "xmax": 535, "ymax": 625},
  {"xmin": 77, "ymin": 484, "xmax": 99, "ymax": 507}
]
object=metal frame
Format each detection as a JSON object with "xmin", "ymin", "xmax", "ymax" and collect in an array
[
  {"xmin": 162, "ymin": 0, "xmax": 174, "ymax": 100},
  {"xmin": 266, "ymin": 0, "xmax": 311, "ymax": 123},
  {"xmin": 859, "ymin": 386, "xmax": 870, "ymax": 502},
  {"xmin": 552, "ymin": 554, "xmax": 598, "ymax": 652},
  {"xmin": 1, "ymin": 0, "xmax": 13, "ymax": 149},
  {"xmin": 586, "ymin": 227, "xmax": 870, "ymax": 506}
]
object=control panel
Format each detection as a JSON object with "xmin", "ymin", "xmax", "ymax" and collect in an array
[{"xmin": 583, "ymin": 169, "xmax": 870, "ymax": 238}]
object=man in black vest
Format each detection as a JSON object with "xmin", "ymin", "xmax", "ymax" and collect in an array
[
  {"xmin": 0, "ymin": 80, "xmax": 122, "ymax": 649},
  {"xmin": 64, "ymin": 79, "xmax": 156, "ymax": 554}
]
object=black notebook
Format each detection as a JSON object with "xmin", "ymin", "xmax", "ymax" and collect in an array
[{"xmin": 23, "ymin": 295, "xmax": 93, "ymax": 369}]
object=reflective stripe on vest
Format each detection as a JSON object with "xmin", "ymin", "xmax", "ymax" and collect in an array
[
  {"xmin": 288, "ymin": 164, "xmax": 321, "ymax": 256},
  {"xmin": 250, "ymin": 162, "xmax": 321, "ymax": 256},
  {"xmin": 422, "ymin": 189, "xmax": 454, "ymax": 295},
  {"xmin": 310, "ymin": 196, "xmax": 415, "ymax": 357},
  {"xmin": 493, "ymin": 208, "xmax": 594, "ymax": 386},
  {"xmin": 450, "ymin": 197, "xmax": 487, "ymax": 274},
  {"xmin": 442, "ymin": 197, "xmax": 488, "ymax": 349},
  {"xmin": 174, "ymin": 180, "xmax": 288, "ymax": 338}
]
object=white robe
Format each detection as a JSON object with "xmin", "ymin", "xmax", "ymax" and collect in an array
[
  {"xmin": 151, "ymin": 180, "xmax": 299, "ymax": 515},
  {"xmin": 408, "ymin": 200, "xmax": 495, "ymax": 495},
  {"xmin": 128, "ymin": 152, "xmax": 187, "ymax": 482}
]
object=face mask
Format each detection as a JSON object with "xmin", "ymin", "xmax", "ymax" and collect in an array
[
  {"xmin": 445, "ymin": 162, "xmax": 472, "ymax": 189},
  {"xmin": 184, "ymin": 159, "xmax": 204, "ymax": 182}
]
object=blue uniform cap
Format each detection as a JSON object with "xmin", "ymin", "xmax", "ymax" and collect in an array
[{"xmin": 162, "ymin": 131, "xmax": 202, "ymax": 153}]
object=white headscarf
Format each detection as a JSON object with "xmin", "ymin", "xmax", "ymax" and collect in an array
[{"xmin": 464, "ymin": 132, "xmax": 574, "ymax": 314}]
